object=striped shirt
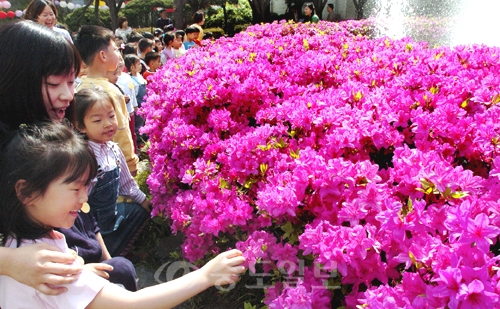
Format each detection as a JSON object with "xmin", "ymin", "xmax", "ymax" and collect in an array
[{"xmin": 88, "ymin": 140, "xmax": 146, "ymax": 204}]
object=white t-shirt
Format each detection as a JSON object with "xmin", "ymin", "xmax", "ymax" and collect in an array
[
  {"xmin": 0, "ymin": 231, "xmax": 108, "ymax": 309},
  {"xmin": 117, "ymin": 73, "xmax": 138, "ymax": 114},
  {"xmin": 53, "ymin": 26, "xmax": 73, "ymax": 43}
]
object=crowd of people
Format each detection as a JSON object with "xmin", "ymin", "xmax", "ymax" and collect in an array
[{"xmin": 0, "ymin": 0, "xmax": 245, "ymax": 308}]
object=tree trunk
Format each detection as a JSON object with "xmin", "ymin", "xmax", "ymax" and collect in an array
[
  {"xmin": 106, "ymin": 0, "xmax": 124, "ymax": 30},
  {"xmin": 248, "ymin": 0, "xmax": 270, "ymax": 24},
  {"xmin": 174, "ymin": 0, "xmax": 187, "ymax": 29},
  {"xmin": 311, "ymin": 0, "xmax": 327, "ymax": 19},
  {"xmin": 352, "ymin": 0, "xmax": 366, "ymax": 20},
  {"xmin": 93, "ymin": 0, "xmax": 104, "ymax": 26}
]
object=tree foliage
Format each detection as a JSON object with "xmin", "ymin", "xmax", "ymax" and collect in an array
[
  {"xmin": 65, "ymin": 6, "xmax": 111, "ymax": 32},
  {"xmin": 120, "ymin": 0, "xmax": 174, "ymax": 29},
  {"xmin": 205, "ymin": 0, "xmax": 251, "ymax": 35}
]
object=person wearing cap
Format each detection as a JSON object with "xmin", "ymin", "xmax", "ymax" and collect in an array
[
  {"xmin": 155, "ymin": 9, "xmax": 174, "ymax": 31},
  {"xmin": 326, "ymin": 3, "xmax": 337, "ymax": 22}
]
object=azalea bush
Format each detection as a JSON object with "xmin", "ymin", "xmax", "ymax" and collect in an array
[{"xmin": 141, "ymin": 19, "xmax": 500, "ymax": 308}]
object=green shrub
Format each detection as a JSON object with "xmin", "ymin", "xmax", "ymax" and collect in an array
[
  {"xmin": 65, "ymin": 7, "xmax": 111, "ymax": 32},
  {"xmin": 203, "ymin": 27, "xmax": 225, "ymax": 38},
  {"xmin": 234, "ymin": 23, "xmax": 251, "ymax": 33},
  {"xmin": 205, "ymin": 0, "xmax": 252, "ymax": 32}
]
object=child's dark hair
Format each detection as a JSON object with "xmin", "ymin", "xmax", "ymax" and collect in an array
[
  {"xmin": 74, "ymin": 88, "xmax": 115, "ymax": 131},
  {"xmin": 203, "ymin": 32, "xmax": 214, "ymax": 40},
  {"xmin": 124, "ymin": 54, "xmax": 140, "ymax": 72},
  {"xmin": 162, "ymin": 31, "xmax": 175, "ymax": 46},
  {"xmin": 127, "ymin": 31, "xmax": 143, "ymax": 44},
  {"xmin": 0, "ymin": 21, "xmax": 81, "ymax": 130},
  {"xmin": 144, "ymin": 52, "xmax": 161, "ymax": 66},
  {"xmin": 175, "ymin": 30, "xmax": 185, "ymax": 41},
  {"xmin": 138, "ymin": 38, "xmax": 153, "ymax": 53},
  {"xmin": 153, "ymin": 28, "xmax": 163, "ymax": 37},
  {"xmin": 122, "ymin": 43, "xmax": 137, "ymax": 56},
  {"xmin": 141, "ymin": 32, "xmax": 154, "ymax": 40},
  {"xmin": 185, "ymin": 25, "xmax": 200, "ymax": 34},
  {"xmin": 0, "ymin": 122, "xmax": 98, "ymax": 244},
  {"xmin": 74, "ymin": 25, "xmax": 115, "ymax": 66}
]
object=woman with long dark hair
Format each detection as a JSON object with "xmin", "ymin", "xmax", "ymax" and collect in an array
[{"xmin": 303, "ymin": 2, "xmax": 319, "ymax": 23}]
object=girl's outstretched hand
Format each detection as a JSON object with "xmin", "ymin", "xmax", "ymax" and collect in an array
[{"xmin": 200, "ymin": 249, "xmax": 246, "ymax": 287}]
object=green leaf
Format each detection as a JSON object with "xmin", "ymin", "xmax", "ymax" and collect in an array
[
  {"xmin": 260, "ymin": 163, "xmax": 268, "ymax": 176},
  {"xmin": 281, "ymin": 221, "xmax": 294, "ymax": 240},
  {"xmin": 244, "ymin": 302, "xmax": 256, "ymax": 309},
  {"xmin": 257, "ymin": 144, "xmax": 271, "ymax": 151},
  {"xmin": 451, "ymin": 191, "xmax": 469, "ymax": 199},
  {"xmin": 219, "ymin": 177, "xmax": 229, "ymax": 189},
  {"xmin": 290, "ymin": 149, "xmax": 300, "ymax": 159}
]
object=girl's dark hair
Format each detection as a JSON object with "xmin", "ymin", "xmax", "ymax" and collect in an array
[
  {"xmin": 24, "ymin": 0, "xmax": 58, "ymax": 21},
  {"xmin": 175, "ymin": 30, "xmax": 185, "ymax": 40},
  {"xmin": 127, "ymin": 31, "xmax": 143, "ymax": 44},
  {"xmin": 117, "ymin": 16, "xmax": 128, "ymax": 29},
  {"xmin": 0, "ymin": 20, "xmax": 81, "ymax": 130},
  {"xmin": 0, "ymin": 122, "xmax": 97, "ymax": 244},
  {"xmin": 192, "ymin": 11, "xmax": 204, "ymax": 24},
  {"xmin": 74, "ymin": 88, "xmax": 115, "ymax": 131},
  {"xmin": 124, "ymin": 54, "xmax": 140, "ymax": 72},
  {"xmin": 162, "ymin": 31, "xmax": 175, "ymax": 46}
]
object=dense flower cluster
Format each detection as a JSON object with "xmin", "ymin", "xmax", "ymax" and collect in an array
[{"xmin": 141, "ymin": 19, "xmax": 500, "ymax": 308}]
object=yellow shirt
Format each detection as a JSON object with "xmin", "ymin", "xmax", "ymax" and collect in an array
[{"xmin": 76, "ymin": 77, "xmax": 139, "ymax": 173}]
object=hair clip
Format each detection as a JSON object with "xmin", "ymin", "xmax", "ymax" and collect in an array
[{"xmin": 89, "ymin": 83, "xmax": 104, "ymax": 92}]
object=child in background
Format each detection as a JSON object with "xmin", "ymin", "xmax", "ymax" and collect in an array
[
  {"xmin": 126, "ymin": 31, "xmax": 143, "ymax": 47},
  {"xmin": 161, "ymin": 31, "xmax": 176, "ymax": 62},
  {"xmin": 184, "ymin": 25, "xmax": 200, "ymax": 50},
  {"xmin": 0, "ymin": 122, "xmax": 246, "ymax": 309},
  {"xmin": 153, "ymin": 37, "xmax": 163, "ymax": 53},
  {"xmin": 174, "ymin": 30, "xmax": 187, "ymax": 58},
  {"xmin": 74, "ymin": 25, "xmax": 139, "ymax": 176},
  {"xmin": 138, "ymin": 37, "xmax": 154, "ymax": 74},
  {"xmin": 124, "ymin": 54, "xmax": 148, "ymax": 147},
  {"xmin": 74, "ymin": 88, "xmax": 150, "ymax": 257},
  {"xmin": 75, "ymin": 61, "xmax": 88, "ymax": 89},
  {"xmin": 143, "ymin": 52, "xmax": 161, "ymax": 80},
  {"xmin": 115, "ymin": 55, "xmax": 139, "ymax": 153}
]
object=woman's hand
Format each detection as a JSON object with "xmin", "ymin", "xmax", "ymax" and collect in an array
[
  {"xmin": 1, "ymin": 243, "xmax": 83, "ymax": 295},
  {"xmin": 83, "ymin": 263, "xmax": 114, "ymax": 279}
]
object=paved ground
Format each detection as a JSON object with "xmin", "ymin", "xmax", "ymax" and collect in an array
[{"xmin": 134, "ymin": 232, "xmax": 185, "ymax": 289}]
